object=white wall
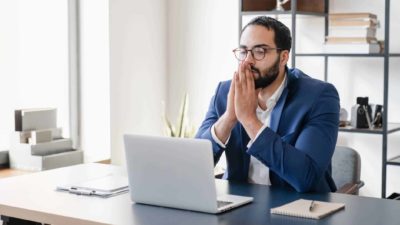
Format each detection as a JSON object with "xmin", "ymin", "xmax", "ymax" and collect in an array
[
  {"xmin": 0, "ymin": 0, "xmax": 18, "ymax": 150},
  {"xmin": 79, "ymin": 0, "xmax": 111, "ymax": 162},
  {"xmin": 110, "ymin": 0, "xmax": 400, "ymax": 197},
  {"xmin": 167, "ymin": 0, "xmax": 239, "ymax": 129},
  {"xmin": 0, "ymin": 0, "xmax": 70, "ymax": 149},
  {"xmin": 109, "ymin": 0, "xmax": 167, "ymax": 165}
]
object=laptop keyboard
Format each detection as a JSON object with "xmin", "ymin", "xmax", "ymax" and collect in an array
[{"xmin": 217, "ymin": 200, "xmax": 233, "ymax": 208}]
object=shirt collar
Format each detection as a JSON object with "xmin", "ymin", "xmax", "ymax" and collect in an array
[{"xmin": 258, "ymin": 72, "xmax": 287, "ymax": 111}]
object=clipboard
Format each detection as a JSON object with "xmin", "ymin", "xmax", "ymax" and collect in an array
[{"xmin": 56, "ymin": 174, "xmax": 129, "ymax": 198}]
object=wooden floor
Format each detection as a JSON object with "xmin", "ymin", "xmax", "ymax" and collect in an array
[{"xmin": 0, "ymin": 168, "xmax": 32, "ymax": 179}]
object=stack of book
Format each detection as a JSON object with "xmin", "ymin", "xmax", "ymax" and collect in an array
[
  {"xmin": 323, "ymin": 13, "xmax": 381, "ymax": 54},
  {"xmin": 9, "ymin": 108, "xmax": 83, "ymax": 171}
]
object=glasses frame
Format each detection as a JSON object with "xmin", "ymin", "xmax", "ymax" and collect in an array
[{"xmin": 232, "ymin": 47, "xmax": 282, "ymax": 61}]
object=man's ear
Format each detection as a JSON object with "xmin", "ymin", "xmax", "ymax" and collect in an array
[{"xmin": 280, "ymin": 50, "xmax": 290, "ymax": 67}]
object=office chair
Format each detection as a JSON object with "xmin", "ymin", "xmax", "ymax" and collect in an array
[{"xmin": 332, "ymin": 146, "xmax": 364, "ymax": 195}]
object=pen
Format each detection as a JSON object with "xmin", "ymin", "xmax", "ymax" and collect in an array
[{"xmin": 309, "ymin": 200, "xmax": 315, "ymax": 211}]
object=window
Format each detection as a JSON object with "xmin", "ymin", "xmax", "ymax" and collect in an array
[{"xmin": 0, "ymin": 0, "xmax": 70, "ymax": 150}]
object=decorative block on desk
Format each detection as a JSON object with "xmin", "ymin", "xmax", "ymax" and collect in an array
[
  {"xmin": 15, "ymin": 108, "xmax": 57, "ymax": 132},
  {"xmin": 9, "ymin": 148, "xmax": 83, "ymax": 171},
  {"xmin": 9, "ymin": 107, "xmax": 81, "ymax": 171},
  {"xmin": 11, "ymin": 134, "xmax": 73, "ymax": 156},
  {"xmin": 29, "ymin": 130, "xmax": 52, "ymax": 144},
  {"xmin": 10, "ymin": 135, "xmax": 81, "ymax": 171}
]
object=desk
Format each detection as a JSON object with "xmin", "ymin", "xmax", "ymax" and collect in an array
[{"xmin": 0, "ymin": 163, "xmax": 399, "ymax": 225}]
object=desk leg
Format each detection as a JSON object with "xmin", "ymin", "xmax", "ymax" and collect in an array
[{"xmin": 1, "ymin": 216, "xmax": 42, "ymax": 225}]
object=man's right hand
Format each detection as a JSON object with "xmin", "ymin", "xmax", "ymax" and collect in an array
[
  {"xmin": 225, "ymin": 72, "xmax": 237, "ymax": 123},
  {"xmin": 213, "ymin": 73, "xmax": 238, "ymax": 144}
]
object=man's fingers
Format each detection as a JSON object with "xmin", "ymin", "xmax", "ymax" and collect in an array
[
  {"xmin": 239, "ymin": 62, "xmax": 247, "ymax": 90},
  {"xmin": 232, "ymin": 72, "xmax": 237, "ymax": 94},
  {"xmin": 229, "ymin": 72, "xmax": 236, "ymax": 97},
  {"xmin": 245, "ymin": 64, "xmax": 254, "ymax": 90},
  {"xmin": 235, "ymin": 71, "xmax": 241, "ymax": 94}
]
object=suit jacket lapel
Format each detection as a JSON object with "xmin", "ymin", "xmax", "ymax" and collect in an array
[
  {"xmin": 270, "ymin": 68, "xmax": 296, "ymax": 133},
  {"xmin": 270, "ymin": 87, "xmax": 288, "ymax": 133}
]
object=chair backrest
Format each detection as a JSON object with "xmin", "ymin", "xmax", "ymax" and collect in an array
[{"xmin": 332, "ymin": 146, "xmax": 362, "ymax": 194}]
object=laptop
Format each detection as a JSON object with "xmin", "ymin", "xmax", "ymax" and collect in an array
[{"xmin": 123, "ymin": 134, "xmax": 253, "ymax": 214}]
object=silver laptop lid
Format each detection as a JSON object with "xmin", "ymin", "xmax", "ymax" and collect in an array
[{"xmin": 123, "ymin": 134, "xmax": 219, "ymax": 213}]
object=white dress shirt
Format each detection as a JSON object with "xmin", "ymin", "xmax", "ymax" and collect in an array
[{"xmin": 211, "ymin": 74, "xmax": 287, "ymax": 185}]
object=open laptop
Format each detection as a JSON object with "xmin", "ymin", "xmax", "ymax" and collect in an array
[{"xmin": 123, "ymin": 134, "xmax": 253, "ymax": 214}]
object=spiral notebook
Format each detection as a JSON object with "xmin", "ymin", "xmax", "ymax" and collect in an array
[{"xmin": 270, "ymin": 199, "xmax": 345, "ymax": 219}]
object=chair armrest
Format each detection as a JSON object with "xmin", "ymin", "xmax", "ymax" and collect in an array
[{"xmin": 337, "ymin": 181, "xmax": 365, "ymax": 195}]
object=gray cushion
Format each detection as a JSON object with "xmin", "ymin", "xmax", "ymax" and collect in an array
[{"xmin": 332, "ymin": 146, "xmax": 361, "ymax": 189}]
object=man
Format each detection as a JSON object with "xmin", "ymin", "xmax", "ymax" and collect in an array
[{"xmin": 195, "ymin": 16, "xmax": 340, "ymax": 193}]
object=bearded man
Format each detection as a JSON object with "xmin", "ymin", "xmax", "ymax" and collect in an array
[{"xmin": 196, "ymin": 16, "xmax": 340, "ymax": 193}]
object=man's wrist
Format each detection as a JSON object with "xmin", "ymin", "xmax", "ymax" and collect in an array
[
  {"xmin": 221, "ymin": 113, "xmax": 237, "ymax": 129},
  {"xmin": 242, "ymin": 116, "xmax": 263, "ymax": 140}
]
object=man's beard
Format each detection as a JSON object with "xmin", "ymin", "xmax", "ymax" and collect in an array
[{"xmin": 252, "ymin": 55, "xmax": 280, "ymax": 89}]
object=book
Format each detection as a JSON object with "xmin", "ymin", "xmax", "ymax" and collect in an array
[
  {"xmin": 325, "ymin": 37, "xmax": 378, "ymax": 44},
  {"xmin": 270, "ymin": 199, "xmax": 345, "ymax": 220},
  {"xmin": 329, "ymin": 12, "xmax": 377, "ymax": 20},
  {"xmin": 323, "ymin": 43, "xmax": 381, "ymax": 54},
  {"xmin": 329, "ymin": 27, "xmax": 376, "ymax": 38},
  {"xmin": 329, "ymin": 19, "xmax": 378, "ymax": 28}
]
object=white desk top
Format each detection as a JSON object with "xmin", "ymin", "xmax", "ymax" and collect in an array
[
  {"xmin": 2, "ymin": 163, "xmax": 399, "ymax": 225},
  {"xmin": 0, "ymin": 163, "xmax": 134, "ymax": 225}
]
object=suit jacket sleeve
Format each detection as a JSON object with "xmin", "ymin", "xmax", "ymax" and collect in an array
[
  {"xmin": 247, "ymin": 83, "xmax": 340, "ymax": 192},
  {"xmin": 195, "ymin": 82, "xmax": 226, "ymax": 164}
]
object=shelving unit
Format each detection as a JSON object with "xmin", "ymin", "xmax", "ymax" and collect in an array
[{"xmin": 239, "ymin": 0, "xmax": 398, "ymax": 198}]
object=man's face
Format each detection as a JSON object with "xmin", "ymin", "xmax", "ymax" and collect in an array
[{"xmin": 239, "ymin": 25, "xmax": 282, "ymax": 89}]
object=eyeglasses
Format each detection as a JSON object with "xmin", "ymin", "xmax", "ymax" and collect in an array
[{"xmin": 232, "ymin": 47, "xmax": 281, "ymax": 61}]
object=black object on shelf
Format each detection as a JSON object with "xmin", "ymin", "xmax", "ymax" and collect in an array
[
  {"xmin": 387, "ymin": 193, "xmax": 400, "ymax": 200},
  {"xmin": 351, "ymin": 97, "xmax": 372, "ymax": 129}
]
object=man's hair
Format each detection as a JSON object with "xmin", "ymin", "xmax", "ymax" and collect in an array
[{"xmin": 242, "ymin": 16, "xmax": 292, "ymax": 52}]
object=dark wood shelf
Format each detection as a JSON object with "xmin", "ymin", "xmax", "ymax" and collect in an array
[
  {"xmin": 339, "ymin": 123, "xmax": 400, "ymax": 135},
  {"xmin": 241, "ymin": 11, "xmax": 326, "ymax": 17}
]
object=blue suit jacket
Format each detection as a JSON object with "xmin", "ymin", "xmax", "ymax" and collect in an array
[{"xmin": 196, "ymin": 68, "xmax": 340, "ymax": 193}]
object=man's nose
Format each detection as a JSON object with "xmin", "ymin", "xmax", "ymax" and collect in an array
[{"xmin": 244, "ymin": 50, "xmax": 255, "ymax": 64}]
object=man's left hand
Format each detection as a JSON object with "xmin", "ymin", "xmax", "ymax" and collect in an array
[{"xmin": 234, "ymin": 61, "xmax": 263, "ymax": 139}]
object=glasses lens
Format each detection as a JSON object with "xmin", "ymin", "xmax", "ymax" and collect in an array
[
  {"xmin": 234, "ymin": 48, "xmax": 247, "ymax": 60},
  {"xmin": 252, "ymin": 47, "xmax": 266, "ymax": 60}
]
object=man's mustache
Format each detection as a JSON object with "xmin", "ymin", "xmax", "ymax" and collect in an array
[{"xmin": 250, "ymin": 66, "xmax": 260, "ymax": 74}]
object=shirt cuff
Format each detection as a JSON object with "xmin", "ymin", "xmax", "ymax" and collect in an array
[
  {"xmin": 247, "ymin": 123, "xmax": 269, "ymax": 149},
  {"xmin": 211, "ymin": 124, "xmax": 230, "ymax": 148}
]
